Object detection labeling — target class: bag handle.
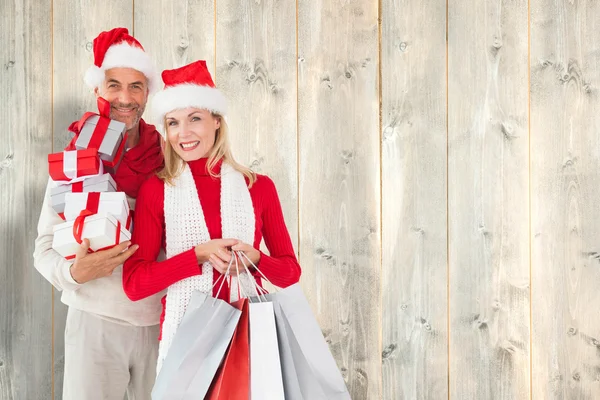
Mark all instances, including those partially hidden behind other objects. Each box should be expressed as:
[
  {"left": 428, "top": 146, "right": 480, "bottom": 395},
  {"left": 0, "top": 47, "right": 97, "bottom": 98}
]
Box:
[
  {"left": 235, "top": 251, "right": 276, "bottom": 303},
  {"left": 235, "top": 250, "right": 275, "bottom": 289},
  {"left": 211, "top": 250, "right": 273, "bottom": 303},
  {"left": 211, "top": 253, "right": 259, "bottom": 305}
]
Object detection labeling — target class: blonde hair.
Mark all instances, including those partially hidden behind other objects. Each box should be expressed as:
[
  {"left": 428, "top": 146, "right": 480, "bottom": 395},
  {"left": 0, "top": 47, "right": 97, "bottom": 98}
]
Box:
[{"left": 157, "top": 114, "right": 256, "bottom": 187}]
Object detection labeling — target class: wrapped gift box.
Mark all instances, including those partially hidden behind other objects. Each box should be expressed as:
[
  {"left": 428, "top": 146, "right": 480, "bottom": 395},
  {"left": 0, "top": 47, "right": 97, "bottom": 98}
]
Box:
[
  {"left": 48, "top": 148, "right": 101, "bottom": 182},
  {"left": 50, "top": 174, "right": 117, "bottom": 215},
  {"left": 75, "top": 115, "right": 127, "bottom": 174},
  {"left": 52, "top": 212, "right": 131, "bottom": 259},
  {"left": 64, "top": 192, "right": 130, "bottom": 226}
]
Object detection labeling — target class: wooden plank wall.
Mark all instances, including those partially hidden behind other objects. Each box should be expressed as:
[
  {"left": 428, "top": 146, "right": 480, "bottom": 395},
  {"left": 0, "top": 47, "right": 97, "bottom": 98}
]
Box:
[
  {"left": 298, "top": 0, "right": 381, "bottom": 398},
  {"left": 531, "top": 0, "right": 600, "bottom": 398},
  {"left": 2, "top": 0, "right": 600, "bottom": 399},
  {"left": 51, "top": 1, "right": 133, "bottom": 397},
  {"left": 381, "top": 0, "right": 448, "bottom": 397},
  {"left": 0, "top": 0, "right": 52, "bottom": 399},
  {"left": 448, "top": 0, "right": 531, "bottom": 398}
]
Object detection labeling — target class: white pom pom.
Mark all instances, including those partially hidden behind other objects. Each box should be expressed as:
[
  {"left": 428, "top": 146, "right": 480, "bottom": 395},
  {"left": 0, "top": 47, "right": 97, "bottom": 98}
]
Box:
[{"left": 83, "top": 65, "right": 105, "bottom": 90}]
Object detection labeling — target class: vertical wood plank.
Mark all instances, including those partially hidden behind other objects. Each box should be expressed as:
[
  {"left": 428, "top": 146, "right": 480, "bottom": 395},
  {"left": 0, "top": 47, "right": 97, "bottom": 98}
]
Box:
[
  {"left": 216, "top": 0, "right": 298, "bottom": 255},
  {"left": 298, "top": 1, "right": 380, "bottom": 398},
  {"left": 448, "top": 0, "right": 530, "bottom": 398},
  {"left": 52, "top": 2, "right": 133, "bottom": 397},
  {"left": 531, "top": 0, "right": 600, "bottom": 398},
  {"left": 381, "top": 0, "right": 448, "bottom": 397},
  {"left": 0, "top": 0, "right": 53, "bottom": 398},
  {"left": 134, "top": 0, "right": 215, "bottom": 84}
]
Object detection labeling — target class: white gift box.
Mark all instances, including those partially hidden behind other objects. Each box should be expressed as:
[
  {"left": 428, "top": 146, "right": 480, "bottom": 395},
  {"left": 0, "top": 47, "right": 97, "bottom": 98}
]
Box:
[
  {"left": 64, "top": 192, "right": 130, "bottom": 226},
  {"left": 52, "top": 212, "right": 131, "bottom": 259},
  {"left": 76, "top": 115, "right": 126, "bottom": 175},
  {"left": 50, "top": 174, "right": 117, "bottom": 215}
]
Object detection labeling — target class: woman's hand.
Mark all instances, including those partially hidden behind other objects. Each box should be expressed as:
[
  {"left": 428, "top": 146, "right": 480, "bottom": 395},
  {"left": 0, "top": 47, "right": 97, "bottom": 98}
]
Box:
[
  {"left": 194, "top": 238, "right": 239, "bottom": 270},
  {"left": 231, "top": 241, "right": 261, "bottom": 267}
]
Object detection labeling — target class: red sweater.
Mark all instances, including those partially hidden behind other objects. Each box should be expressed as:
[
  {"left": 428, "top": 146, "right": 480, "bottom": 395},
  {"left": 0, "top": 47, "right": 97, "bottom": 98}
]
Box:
[{"left": 122, "top": 158, "right": 301, "bottom": 336}]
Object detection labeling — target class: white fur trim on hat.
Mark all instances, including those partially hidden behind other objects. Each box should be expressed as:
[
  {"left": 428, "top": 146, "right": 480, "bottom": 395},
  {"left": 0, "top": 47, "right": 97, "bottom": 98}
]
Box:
[
  {"left": 152, "top": 84, "right": 228, "bottom": 137},
  {"left": 83, "top": 42, "right": 159, "bottom": 94}
]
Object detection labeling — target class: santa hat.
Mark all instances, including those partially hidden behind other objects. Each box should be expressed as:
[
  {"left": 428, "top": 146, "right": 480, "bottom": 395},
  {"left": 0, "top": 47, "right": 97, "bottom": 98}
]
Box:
[
  {"left": 152, "top": 60, "right": 227, "bottom": 137},
  {"left": 84, "top": 27, "right": 159, "bottom": 93}
]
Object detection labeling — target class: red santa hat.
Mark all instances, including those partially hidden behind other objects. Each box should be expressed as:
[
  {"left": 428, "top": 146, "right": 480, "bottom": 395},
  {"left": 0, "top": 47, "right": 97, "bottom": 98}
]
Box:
[
  {"left": 84, "top": 27, "right": 158, "bottom": 93},
  {"left": 152, "top": 60, "right": 227, "bottom": 137}
]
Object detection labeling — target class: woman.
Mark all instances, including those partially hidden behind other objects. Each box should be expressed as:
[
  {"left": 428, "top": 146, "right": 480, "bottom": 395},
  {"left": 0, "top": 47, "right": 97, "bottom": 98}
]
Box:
[{"left": 122, "top": 60, "right": 301, "bottom": 371}]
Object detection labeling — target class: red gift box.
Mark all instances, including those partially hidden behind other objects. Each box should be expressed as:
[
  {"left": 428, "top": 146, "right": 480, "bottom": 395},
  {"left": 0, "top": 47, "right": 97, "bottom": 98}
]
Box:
[{"left": 48, "top": 148, "right": 101, "bottom": 182}]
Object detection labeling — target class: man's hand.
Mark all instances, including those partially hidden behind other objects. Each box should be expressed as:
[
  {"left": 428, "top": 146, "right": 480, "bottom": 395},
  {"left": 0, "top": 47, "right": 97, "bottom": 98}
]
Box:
[{"left": 69, "top": 239, "right": 139, "bottom": 284}]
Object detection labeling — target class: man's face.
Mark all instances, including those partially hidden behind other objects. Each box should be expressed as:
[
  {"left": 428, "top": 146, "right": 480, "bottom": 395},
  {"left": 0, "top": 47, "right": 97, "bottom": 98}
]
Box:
[{"left": 95, "top": 68, "right": 148, "bottom": 130}]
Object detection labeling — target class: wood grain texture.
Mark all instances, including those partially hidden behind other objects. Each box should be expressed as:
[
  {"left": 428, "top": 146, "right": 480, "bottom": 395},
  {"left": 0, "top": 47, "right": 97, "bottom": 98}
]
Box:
[
  {"left": 531, "top": 0, "right": 600, "bottom": 398},
  {"left": 134, "top": 0, "right": 214, "bottom": 175},
  {"left": 216, "top": 0, "right": 298, "bottom": 256},
  {"left": 134, "top": 0, "right": 215, "bottom": 83},
  {"left": 448, "top": 0, "right": 530, "bottom": 398},
  {"left": 52, "top": 2, "right": 133, "bottom": 397},
  {"left": 298, "top": 0, "right": 380, "bottom": 398},
  {"left": 381, "top": 0, "right": 448, "bottom": 398},
  {"left": 0, "top": 0, "right": 53, "bottom": 398}
]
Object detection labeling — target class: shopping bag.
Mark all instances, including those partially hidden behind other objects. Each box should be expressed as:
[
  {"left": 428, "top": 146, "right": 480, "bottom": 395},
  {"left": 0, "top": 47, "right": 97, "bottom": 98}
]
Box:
[
  {"left": 271, "top": 283, "right": 351, "bottom": 399},
  {"left": 249, "top": 299, "right": 285, "bottom": 399},
  {"left": 270, "top": 299, "right": 320, "bottom": 400},
  {"left": 205, "top": 298, "right": 250, "bottom": 400},
  {"left": 237, "top": 251, "right": 350, "bottom": 399},
  {"left": 152, "top": 291, "right": 210, "bottom": 399},
  {"left": 152, "top": 294, "right": 241, "bottom": 400}
]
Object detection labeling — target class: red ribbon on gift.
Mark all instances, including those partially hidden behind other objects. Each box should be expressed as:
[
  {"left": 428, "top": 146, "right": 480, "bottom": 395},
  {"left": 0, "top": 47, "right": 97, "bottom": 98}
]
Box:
[
  {"left": 104, "top": 130, "right": 128, "bottom": 169},
  {"left": 74, "top": 97, "right": 128, "bottom": 169},
  {"left": 72, "top": 182, "right": 83, "bottom": 192},
  {"left": 126, "top": 210, "right": 134, "bottom": 231},
  {"left": 75, "top": 97, "right": 111, "bottom": 149},
  {"left": 56, "top": 182, "right": 86, "bottom": 221},
  {"left": 48, "top": 148, "right": 100, "bottom": 182},
  {"left": 67, "top": 192, "right": 122, "bottom": 260}
]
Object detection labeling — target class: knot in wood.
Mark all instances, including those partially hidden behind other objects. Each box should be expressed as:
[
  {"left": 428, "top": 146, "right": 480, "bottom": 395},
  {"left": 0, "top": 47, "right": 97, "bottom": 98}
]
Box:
[
  {"left": 492, "top": 37, "right": 502, "bottom": 49},
  {"left": 382, "top": 343, "right": 397, "bottom": 359},
  {"left": 179, "top": 38, "right": 189, "bottom": 49}
]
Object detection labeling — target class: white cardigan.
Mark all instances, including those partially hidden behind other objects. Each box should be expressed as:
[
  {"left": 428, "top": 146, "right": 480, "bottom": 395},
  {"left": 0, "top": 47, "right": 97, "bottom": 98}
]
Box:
[{"left": 33, "top": 178, "right": 164, "bottom": 326}]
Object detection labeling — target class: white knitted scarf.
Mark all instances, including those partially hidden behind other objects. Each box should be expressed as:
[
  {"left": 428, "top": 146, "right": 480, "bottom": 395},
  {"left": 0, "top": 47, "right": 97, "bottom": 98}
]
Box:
[{"left": 157, "top": 162, "right": 256, "bottom": 372}]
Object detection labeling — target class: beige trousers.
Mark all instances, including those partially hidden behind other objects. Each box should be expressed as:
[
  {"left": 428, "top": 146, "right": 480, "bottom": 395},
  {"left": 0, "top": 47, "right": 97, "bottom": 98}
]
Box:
[{"left": 62, "top": 307, "right": 160, "bottom": 400}]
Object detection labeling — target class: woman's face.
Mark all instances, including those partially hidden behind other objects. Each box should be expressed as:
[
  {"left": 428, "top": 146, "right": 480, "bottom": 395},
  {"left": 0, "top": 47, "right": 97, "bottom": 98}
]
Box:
[{"left": 165, "top": 107, "right": 220, "bottom": 162}]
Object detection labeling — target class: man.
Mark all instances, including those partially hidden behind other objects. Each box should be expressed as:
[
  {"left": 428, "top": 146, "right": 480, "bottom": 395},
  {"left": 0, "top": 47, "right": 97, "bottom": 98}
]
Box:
[{"left": 33, "top": 27, "right": 164, "bottom": 399}]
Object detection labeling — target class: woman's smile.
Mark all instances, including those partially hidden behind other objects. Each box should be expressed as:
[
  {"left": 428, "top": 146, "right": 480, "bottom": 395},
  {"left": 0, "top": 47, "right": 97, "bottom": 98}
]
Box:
[{"left": 180, "top": 141, "right": 200, "bottom": 151}]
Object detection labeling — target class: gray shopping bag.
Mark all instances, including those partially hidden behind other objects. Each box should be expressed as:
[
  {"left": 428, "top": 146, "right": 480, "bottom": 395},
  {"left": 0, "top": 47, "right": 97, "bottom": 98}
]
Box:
[
  {"left": 179, "top": 299, "right": 242, "bottom": 398},
  {"left": 270, "top": 298, "right": 325, "bottom": 400},
  {"left": 271, "top": 284, "right": 351, "bottom": 400},
  {"left": 152, "top": 294, "right": 241, "bottom": 400},
  {"left": 152, "top": 291, "right": 210, "bottom": 399},
  {"left": 237, "top": 251, "right": 349, "bottom": 399},
  {"left": 251, "top": 292, "right": 332, "bottom": 400}
]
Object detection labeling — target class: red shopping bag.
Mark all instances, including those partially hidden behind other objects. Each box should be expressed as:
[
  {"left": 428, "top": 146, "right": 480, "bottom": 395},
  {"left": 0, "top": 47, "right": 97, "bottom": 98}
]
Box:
[{"left": 206, "top": 298, "right": 250, "bottom": 399}]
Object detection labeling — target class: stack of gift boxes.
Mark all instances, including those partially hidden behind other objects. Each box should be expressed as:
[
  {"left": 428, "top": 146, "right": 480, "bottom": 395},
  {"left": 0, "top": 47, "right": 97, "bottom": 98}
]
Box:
[{"left": 48, "top": 97, "right": 133, "bottom": 260}]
